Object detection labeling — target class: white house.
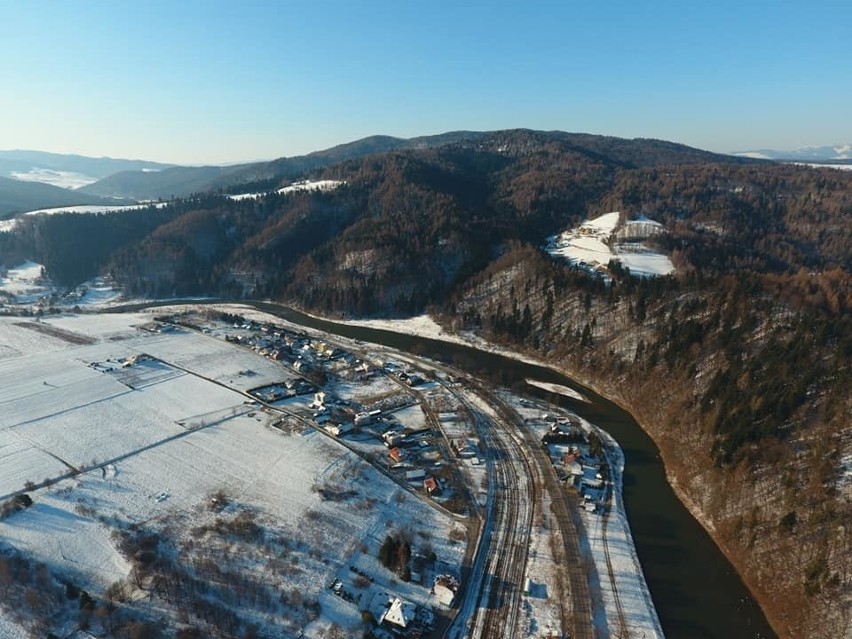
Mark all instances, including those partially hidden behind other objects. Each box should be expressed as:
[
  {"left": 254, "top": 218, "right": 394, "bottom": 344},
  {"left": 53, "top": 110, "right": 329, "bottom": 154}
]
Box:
[
  {"left": 379, "top": 596, "right": 416, "bottom": 628},
  {"left": 432, "top": 574, "right": 460, "bottom": 607}
]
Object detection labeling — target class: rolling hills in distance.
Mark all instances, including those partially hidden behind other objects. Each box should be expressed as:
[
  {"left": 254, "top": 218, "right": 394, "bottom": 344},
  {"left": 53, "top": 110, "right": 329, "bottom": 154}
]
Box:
[
  {"left": 4, "top": 135, "right": 850, "bottom": 212},
  {"left": 4, "top": 130, "right": 756, "bottom": 207}
]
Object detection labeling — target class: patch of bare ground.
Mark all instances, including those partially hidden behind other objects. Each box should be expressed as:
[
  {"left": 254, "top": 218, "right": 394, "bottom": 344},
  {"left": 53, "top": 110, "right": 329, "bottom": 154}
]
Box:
[{"left": 13, "top": 321, "right": 97, "bottom": 345}]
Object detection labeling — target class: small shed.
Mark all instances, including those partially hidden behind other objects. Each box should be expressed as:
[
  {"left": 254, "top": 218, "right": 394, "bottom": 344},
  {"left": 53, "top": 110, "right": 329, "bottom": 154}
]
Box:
[{"left": 423, "top": 477, "right": 440, "bottom": 495}]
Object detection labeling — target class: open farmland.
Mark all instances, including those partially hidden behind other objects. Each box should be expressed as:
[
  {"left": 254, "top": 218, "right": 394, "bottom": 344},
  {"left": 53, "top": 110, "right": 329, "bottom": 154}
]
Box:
[{"left": 0, "top": 312, "right": 467, "bottom": 638}]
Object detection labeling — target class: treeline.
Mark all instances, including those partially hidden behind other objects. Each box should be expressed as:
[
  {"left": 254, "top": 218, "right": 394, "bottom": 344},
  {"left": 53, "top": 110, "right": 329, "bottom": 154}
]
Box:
[{"left": 1, "top": 203, "right": 185, "bottom": 286}]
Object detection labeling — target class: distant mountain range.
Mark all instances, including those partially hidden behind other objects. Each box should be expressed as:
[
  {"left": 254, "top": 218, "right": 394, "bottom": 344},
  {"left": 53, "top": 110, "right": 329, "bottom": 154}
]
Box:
[
  {"left": 6, "top": 139, "right": 849, "bottom": 210},
  {"left": 0, "top": 150, "right": 174, "bottom": 188},
  {"left": 77, "top": 131, "right": 759, "bottom": 201},
  {"left": 4, "top": 131, "right": 757, "bottom": 205},
  {"left": 734, "top": 144, "right": 852, "bottom": 161}
]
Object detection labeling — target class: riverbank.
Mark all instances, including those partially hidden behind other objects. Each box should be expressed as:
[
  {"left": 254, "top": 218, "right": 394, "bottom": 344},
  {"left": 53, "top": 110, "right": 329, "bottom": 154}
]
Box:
[
  {"left": 330, "top": 313, "right": 667, "bottom": 638},
  {"left": 330, "top": 312, "right": 776, "bottom": 639}
]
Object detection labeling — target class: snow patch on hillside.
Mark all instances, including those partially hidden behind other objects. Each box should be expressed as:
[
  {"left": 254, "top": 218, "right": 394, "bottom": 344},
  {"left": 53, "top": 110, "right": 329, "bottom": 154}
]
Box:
[
  {"left": 734, "top": 151, "right": 771, "bottom": 159},
  {"left": 227, "top": 179, "right": 345, "bottom": 201},
  {"left": 278, "top": 179, "right": 345, "bottom": 194},
  {"left": 791, "top": 162, "right": 852, "bottom": 171},
  {"left": 21, "top": 203, "right": 160, "bottom": 216},
  {"left": 0, "top": 261, "right": 125, "bottom": 308},
  {"left": 546, "top": 211, "right": 675, "bottom": 278}
]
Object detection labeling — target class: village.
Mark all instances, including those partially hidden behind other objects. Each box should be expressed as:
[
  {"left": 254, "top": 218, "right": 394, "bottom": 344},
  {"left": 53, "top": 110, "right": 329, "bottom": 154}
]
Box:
[
  {"left": 0, "top": 304, "right": 645, "bottom": 639},
  {"left": 149, "top": 308, "right": 615, "bottom": 638}
]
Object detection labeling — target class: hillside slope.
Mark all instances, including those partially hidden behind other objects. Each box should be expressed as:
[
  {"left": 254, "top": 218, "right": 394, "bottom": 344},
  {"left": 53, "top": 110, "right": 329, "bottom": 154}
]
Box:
[
  {"left": 445, "top": 246, "right": 851, "bottom": 639},
  {"left": 77, "top": 131, "right": 484, "bottom": 200},
  {"left": 0, "top": 176, "right": 129, "bottom": 217}
]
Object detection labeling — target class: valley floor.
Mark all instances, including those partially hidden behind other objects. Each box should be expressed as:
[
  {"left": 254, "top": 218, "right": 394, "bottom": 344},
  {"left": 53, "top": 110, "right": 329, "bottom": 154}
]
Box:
[{"left": 0, "top": 306, "right": 662, "bottom": 638}]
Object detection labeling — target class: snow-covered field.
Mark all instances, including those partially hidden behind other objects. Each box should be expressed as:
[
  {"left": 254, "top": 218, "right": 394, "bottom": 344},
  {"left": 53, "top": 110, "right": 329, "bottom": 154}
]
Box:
[
  {"left": 547, "top": 211, "right": 675, "bottom": 277},
  {"left": 21, "top": 203, "right": 156, "bottom": 216},
  {"left": 0, "top": 261, "right": 52, "bottom": 304},
  {"left": 10, "top": 168, "right": 98, "bottom": 189},
  {"left": 227, "top": 179, "right": 345, "bottom": 201},
  {"left": 0, "top": 311, "right": 466, "bottom": 637},
  {"left": 0, "top": 261, "right": 126, "bottom": 308}
]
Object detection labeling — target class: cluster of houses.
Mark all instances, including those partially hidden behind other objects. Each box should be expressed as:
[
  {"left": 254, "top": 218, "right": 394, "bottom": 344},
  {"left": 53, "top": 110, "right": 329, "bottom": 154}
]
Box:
[
  {"left": 224, "top": 320, "right": 367, "bottom": 379},
  {"left": 542, "top": 422, "right": 608, "bottom": 513},
  {"left": 216, "top": 317, "right": 453, "bottom": 502},
  {"left": 383, "top": 361, "right": 427, "bottom": 388},
  {"left": 249, "top": 378, "right": 317, "bottom": 403},
  {"left": 383, "top": 427, "right": 445, "bottom": 499}
]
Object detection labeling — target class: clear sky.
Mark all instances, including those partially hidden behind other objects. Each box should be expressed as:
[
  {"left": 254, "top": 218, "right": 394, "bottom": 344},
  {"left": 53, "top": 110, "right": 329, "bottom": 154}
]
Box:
[{"left": 1, "top": 0, "right": 850, "bottom": 164}]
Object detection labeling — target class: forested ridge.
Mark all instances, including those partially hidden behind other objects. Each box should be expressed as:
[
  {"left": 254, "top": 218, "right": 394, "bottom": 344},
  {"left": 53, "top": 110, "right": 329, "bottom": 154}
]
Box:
[{"left": 1, "top": 129, "right": 849, "bottom": 637}]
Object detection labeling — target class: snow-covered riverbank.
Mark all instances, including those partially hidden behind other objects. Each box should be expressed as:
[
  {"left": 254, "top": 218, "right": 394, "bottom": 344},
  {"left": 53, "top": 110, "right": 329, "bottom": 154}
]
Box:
[{"left": 333, "top": 312, "right": 664, "bottom": 638}]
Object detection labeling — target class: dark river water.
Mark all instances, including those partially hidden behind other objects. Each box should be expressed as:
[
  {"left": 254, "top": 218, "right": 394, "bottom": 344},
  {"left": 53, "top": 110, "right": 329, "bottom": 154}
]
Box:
[{"left": 253, "top": 303, "right": 776, "bottom": 639}]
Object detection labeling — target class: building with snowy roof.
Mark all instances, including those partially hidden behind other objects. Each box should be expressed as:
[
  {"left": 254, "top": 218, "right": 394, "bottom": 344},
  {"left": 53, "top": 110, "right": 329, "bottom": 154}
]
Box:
[{"left": 379, "top": 596, "right": 417, "bottom": 628}]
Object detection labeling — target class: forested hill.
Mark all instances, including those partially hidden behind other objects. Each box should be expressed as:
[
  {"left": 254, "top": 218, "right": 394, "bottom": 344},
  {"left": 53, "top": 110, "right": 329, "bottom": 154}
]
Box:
[
  {"left": 76, "top": 130, "right": 484, "bottom": 200},
  {"left": 0, "top": 176, "right": 130, "bottom": 217},
  {"left": 1, "top": 129, "right": 850, "bottom": 637}
]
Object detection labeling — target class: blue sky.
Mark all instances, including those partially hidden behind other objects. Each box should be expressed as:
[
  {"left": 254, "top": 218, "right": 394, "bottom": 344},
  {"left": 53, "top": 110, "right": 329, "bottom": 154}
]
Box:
[{"left": 1, "top": 0, "right": 850, "bottom": 164}]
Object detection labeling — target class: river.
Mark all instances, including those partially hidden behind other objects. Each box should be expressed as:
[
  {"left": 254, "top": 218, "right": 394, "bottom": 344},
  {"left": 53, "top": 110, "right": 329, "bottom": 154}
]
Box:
[{"left": 251, "top": 303, "right": 777, "bottom": 639}]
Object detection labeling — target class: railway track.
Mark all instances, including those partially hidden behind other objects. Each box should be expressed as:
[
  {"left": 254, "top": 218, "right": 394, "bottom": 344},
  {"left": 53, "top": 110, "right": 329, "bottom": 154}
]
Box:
[
  {"left": 601, "top": 509, "right": 629, "bottom": 638},
  {"left": 484, "top": 389, "right": 596, "bottom": 639},
  {"left": 466, "top": 402, "right": 534, "bottom": 639},
  {"left": 600, "top": 447, "right": 629, "bottom": 639}
]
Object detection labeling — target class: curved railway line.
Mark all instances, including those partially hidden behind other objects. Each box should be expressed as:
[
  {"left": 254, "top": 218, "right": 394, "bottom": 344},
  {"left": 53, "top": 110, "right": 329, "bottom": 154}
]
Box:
[
  {"left": 463, "top": 401, "right": 535, "bottom": 639},
  {"left": 484, "top": 388, "right": 595, "bottom": 639}
]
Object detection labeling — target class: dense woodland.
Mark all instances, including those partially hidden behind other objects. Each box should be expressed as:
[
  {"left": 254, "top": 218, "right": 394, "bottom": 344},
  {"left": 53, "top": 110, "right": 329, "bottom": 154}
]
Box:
[{"left": 1, "top": 129, "right": 850, "bottom": 638}]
